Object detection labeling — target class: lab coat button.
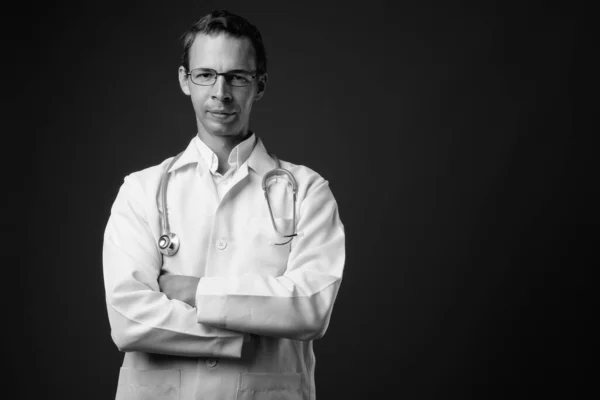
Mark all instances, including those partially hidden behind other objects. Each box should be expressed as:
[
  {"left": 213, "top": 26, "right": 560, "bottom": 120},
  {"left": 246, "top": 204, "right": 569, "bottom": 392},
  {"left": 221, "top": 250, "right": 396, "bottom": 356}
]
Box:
[
  {"left": 206, "top": 358, "right": 218, "bottom": 368},
  {"left": 216, "top": 239, "right": 227, "bottom": 250}
]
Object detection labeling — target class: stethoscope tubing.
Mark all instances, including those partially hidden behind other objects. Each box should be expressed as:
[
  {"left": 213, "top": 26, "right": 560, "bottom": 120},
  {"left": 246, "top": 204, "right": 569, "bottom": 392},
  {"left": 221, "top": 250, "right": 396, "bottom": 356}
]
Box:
[{"left": 157, "top": 151, "right": 297, "bottom": 256}]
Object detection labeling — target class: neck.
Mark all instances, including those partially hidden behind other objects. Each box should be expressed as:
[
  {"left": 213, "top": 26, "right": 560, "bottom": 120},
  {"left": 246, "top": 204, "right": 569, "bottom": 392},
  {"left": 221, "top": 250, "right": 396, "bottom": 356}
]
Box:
[{"left": 197, "top": 130, "right": 251, "bottom": 174}]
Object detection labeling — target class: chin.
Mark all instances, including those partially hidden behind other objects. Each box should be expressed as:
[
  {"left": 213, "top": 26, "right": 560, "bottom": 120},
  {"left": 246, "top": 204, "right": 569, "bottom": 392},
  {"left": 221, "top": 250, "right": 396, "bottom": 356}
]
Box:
[
  {"left": 209, "top": 126, "right": 238, "bottom": 137},
  {"left": 205, "top": 124, "right": 245, "bottom": 138}
]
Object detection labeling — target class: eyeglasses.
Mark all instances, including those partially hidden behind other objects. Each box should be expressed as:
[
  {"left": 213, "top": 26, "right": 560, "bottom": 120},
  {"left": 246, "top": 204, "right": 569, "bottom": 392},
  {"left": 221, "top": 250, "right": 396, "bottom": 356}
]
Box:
[{"left": 186, "top": 68, "right": 258, "bottom": 87}]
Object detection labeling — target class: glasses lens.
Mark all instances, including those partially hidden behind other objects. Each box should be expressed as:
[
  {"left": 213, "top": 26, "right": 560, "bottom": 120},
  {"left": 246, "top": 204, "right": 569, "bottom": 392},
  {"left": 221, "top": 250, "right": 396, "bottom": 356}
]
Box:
[
  {"left": 190, "top": 69, "right": 216, "bottom": 85},
  {"left": 227, "top": 73, "right": 253, "bottom": 87}
]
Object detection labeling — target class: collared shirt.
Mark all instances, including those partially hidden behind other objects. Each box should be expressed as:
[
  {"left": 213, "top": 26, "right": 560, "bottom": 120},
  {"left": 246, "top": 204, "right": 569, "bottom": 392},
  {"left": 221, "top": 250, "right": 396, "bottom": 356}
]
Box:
[
  {"left": 194, "top": 133, "right": 256, "bottom": 201},
  {"left": 102, "top": 135, "right": 345, "bottom": 400}
]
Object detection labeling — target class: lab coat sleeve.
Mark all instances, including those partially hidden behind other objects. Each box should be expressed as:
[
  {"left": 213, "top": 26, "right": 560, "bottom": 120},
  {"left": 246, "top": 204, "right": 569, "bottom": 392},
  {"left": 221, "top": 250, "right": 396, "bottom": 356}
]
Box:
[
  {"left": 103, "top": 174, "right": 245, "bottom": 357},
  {"left": 195, "top": 177, "right": 345, "bottom": 341}
]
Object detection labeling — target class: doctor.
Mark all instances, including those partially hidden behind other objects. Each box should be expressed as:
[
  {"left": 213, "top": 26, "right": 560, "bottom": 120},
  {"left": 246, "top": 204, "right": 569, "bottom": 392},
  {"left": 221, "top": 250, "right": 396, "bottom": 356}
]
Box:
[{"left": 102, "top": 9, "right": 345, "bottom": 400}]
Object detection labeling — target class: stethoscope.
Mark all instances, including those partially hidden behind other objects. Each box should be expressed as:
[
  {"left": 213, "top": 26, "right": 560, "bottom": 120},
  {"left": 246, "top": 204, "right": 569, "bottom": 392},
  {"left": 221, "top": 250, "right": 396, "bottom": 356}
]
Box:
[{"left": 157, "top": 152, "right": 298, "bottom": 256}]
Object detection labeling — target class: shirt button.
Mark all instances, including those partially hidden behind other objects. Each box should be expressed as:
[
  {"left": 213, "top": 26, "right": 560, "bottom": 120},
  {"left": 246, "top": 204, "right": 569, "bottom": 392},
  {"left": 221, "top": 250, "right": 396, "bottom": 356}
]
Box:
[
  {"left": 216, "top": 239, "right": 227, "bottom": 250},
  {"left": 206, "top": 358, "right": 218, "bottom": 368}
]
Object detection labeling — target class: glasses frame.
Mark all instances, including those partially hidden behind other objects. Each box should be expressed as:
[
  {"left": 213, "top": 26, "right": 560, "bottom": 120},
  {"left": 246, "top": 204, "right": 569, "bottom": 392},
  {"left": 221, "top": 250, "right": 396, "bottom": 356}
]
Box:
[{"left": 186, "top": 68, "right": 259, "bottom": 87}]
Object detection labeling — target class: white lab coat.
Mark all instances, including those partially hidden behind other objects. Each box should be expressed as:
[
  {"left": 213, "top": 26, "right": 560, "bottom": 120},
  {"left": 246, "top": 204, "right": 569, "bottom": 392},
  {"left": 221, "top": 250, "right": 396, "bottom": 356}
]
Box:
[{"left": 103, "top": 136, "right": 345, "bottom": 400}]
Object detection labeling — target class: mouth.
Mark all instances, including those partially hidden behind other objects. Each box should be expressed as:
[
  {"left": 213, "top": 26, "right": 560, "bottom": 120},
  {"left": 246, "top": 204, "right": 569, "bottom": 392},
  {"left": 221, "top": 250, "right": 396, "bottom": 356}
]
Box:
[{"left": 208, "top": 110, "right": 236, "bottom": 121}]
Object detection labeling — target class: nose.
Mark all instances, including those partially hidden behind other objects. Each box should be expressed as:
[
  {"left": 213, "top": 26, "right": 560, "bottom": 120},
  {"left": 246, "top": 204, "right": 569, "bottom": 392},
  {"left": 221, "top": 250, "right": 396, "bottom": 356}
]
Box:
[{"left": 211, "top": 75, "right": 232, "bottom": 102}]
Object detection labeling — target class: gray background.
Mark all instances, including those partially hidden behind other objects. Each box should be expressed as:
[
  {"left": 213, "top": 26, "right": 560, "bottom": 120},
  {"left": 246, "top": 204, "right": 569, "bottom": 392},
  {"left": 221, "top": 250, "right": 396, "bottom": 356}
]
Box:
[{"left": 6, "top": 0, "right": 589, "bottom": 399}]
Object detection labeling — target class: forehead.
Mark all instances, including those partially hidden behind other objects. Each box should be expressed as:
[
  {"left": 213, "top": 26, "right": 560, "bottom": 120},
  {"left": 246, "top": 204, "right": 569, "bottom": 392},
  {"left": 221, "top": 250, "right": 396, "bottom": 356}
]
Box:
[{"left": 188, "top": 33, "right": 257, "bottom": 70}]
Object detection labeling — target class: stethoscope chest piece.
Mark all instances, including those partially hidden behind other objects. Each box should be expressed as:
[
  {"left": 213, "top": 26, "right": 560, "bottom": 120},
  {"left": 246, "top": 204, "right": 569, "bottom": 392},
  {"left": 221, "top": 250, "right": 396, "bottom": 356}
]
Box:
[{"left": 158, "top": 232, "right": 180, "bottom": 256}]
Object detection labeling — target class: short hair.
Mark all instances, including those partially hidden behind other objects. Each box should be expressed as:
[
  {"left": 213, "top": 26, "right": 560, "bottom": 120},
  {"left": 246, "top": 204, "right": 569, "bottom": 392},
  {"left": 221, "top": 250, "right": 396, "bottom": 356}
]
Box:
[{"left": 180, "top": 10, "right": 267, "bottom": 76}]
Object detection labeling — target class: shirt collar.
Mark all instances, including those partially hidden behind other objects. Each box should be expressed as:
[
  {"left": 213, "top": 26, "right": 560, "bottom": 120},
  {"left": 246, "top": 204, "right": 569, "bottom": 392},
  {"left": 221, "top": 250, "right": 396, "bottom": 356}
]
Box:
[
  {"left": 194, "top": 133, "right": 256, "bottom": 175},
  {"left": 247, "top": 137, "right": 278, "bottom": 177},
  {"left": 167, "top": 133, "right": 276, "bottom": 177}
]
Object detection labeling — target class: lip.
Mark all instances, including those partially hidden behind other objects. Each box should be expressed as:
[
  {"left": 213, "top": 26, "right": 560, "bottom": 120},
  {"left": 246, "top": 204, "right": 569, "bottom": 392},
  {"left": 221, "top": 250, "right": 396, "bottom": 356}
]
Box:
[
  {"left": 208, "top": 110, "right": 236, "bottom": 122},
  {"left": 208, "top": 110, "right": 235, "bottom": 115}
]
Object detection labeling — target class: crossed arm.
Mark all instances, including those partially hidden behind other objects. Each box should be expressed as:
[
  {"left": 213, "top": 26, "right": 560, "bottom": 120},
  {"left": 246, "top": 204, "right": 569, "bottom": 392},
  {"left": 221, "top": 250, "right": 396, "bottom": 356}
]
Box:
[
  {"left": 158, "top": 274, "right": 199, "bottom": 307},
  {"left": 103, "top": 174, "right": 344, "bottom": 358}
]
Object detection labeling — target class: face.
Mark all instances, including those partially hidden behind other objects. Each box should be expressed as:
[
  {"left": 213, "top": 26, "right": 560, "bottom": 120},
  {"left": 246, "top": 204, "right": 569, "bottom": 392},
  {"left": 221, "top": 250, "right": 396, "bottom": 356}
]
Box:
[{"left": 178, "top": 33, "right": 266, "bottom": 142}]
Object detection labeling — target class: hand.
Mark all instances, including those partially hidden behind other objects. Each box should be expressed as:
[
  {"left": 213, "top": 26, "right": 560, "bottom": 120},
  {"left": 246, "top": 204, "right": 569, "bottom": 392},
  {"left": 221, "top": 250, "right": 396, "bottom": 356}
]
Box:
[{"left": 158, "top": 274, "right": 200, "bottom": 307}]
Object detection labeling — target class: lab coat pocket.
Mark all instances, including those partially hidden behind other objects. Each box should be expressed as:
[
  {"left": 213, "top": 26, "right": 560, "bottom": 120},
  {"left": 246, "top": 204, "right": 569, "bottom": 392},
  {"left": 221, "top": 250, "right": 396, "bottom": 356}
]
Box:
[
  {"left": 239, "top": 217, "right": 296, "bottom": 276},
  {"left": 263, "top": 217, "right": 295, "bottom": 246},
  {"left": 236, "top": 372, "right": 303, "bottom": 400},
  {"left": 116, "top": 367, "right": 181, "bottom": 400}
]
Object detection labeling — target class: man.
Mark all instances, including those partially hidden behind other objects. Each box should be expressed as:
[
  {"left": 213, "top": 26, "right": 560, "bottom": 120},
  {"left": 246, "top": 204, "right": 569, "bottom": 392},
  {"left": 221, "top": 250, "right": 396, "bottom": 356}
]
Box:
[{"left": 103, "top": 9, "right": 345, "bottom": 400}]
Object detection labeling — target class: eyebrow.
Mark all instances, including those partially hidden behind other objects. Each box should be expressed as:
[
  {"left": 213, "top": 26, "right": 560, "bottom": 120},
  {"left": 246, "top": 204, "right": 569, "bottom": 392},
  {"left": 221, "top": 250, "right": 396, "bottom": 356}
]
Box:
[{"left": 193, "top": 67, "right": 255, "bottom": 73}]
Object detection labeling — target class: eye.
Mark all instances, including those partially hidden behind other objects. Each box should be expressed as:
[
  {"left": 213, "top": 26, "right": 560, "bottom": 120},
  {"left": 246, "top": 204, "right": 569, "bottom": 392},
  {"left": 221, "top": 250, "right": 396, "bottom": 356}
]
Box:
[
  {"left": 230, "top": 74, "right": 250, "bottom": 84},
  {"left": 196, "top": 73, "right": 214, "bottom": 79}
]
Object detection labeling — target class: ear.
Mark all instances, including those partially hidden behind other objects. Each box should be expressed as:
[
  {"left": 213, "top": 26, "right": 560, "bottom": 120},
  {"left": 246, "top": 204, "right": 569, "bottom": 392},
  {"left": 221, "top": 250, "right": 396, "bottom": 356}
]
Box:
[
  {"left": 254, "top": 73, "right": 268, "bottom": 101},
  {"left": 178, "top": 66, "right": 191, "bottom": 96}
]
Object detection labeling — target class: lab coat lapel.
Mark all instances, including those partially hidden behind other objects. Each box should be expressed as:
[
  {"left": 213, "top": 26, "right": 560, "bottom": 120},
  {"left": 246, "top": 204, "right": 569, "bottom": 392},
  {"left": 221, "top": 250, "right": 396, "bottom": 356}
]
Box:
[
  {"left": 218, "top": 163, "right": 249, "bottom": 206},
  {"left": 229, "top": 163, "right": 249, "bottom": 191},
  {"left": 220, "top": 137, "right": 273, "bottom": 203},
  {"left": 190, "top": 147, "right": 220, "bottom": 211},
  {"left": 199, "top": 166, "right": 220, "bottom": 210}
]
